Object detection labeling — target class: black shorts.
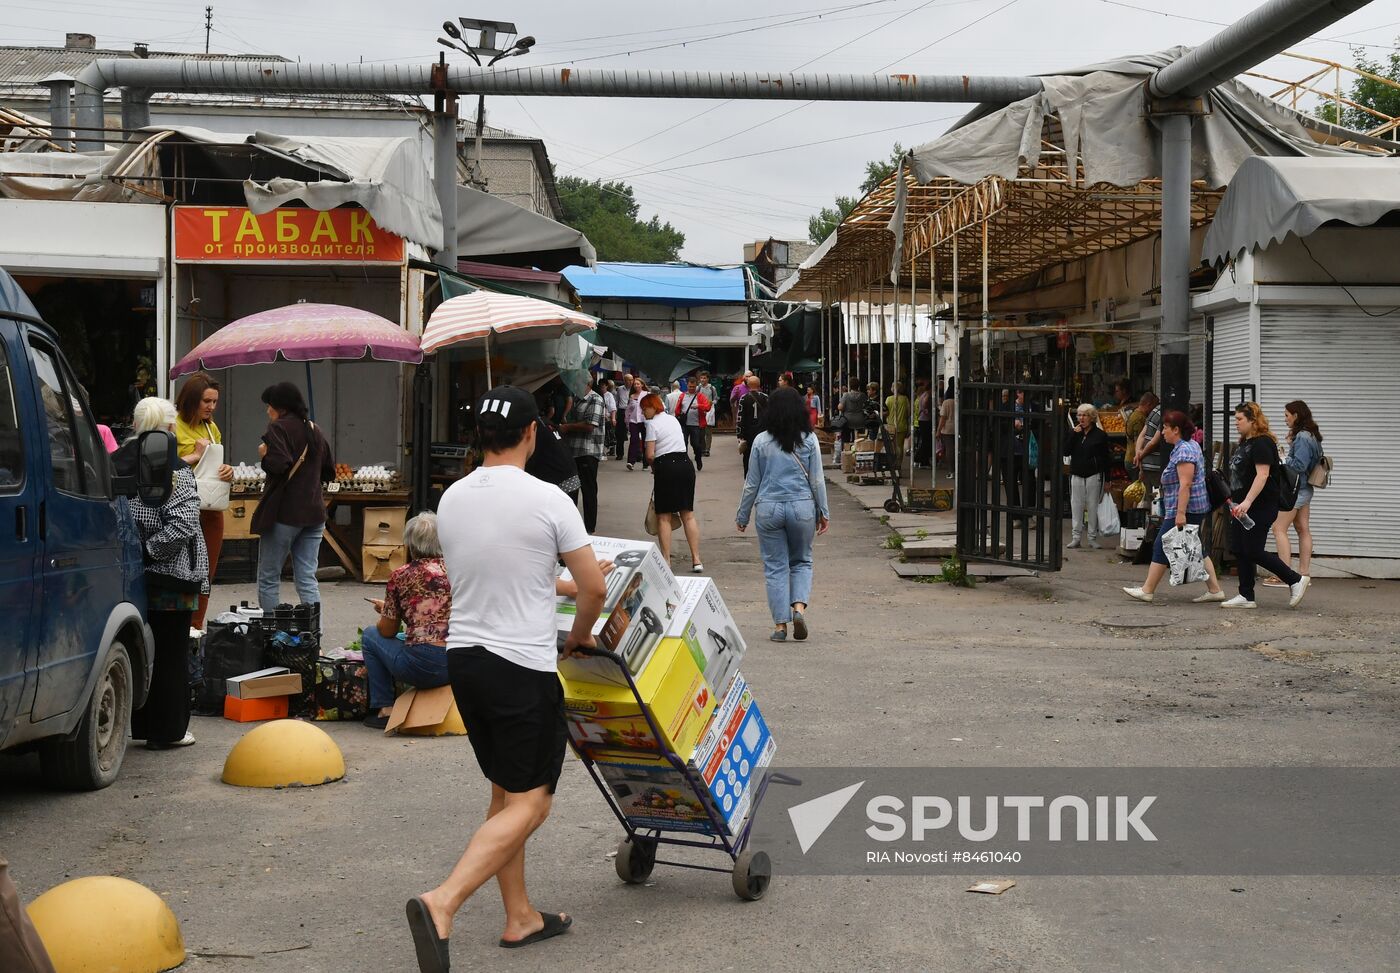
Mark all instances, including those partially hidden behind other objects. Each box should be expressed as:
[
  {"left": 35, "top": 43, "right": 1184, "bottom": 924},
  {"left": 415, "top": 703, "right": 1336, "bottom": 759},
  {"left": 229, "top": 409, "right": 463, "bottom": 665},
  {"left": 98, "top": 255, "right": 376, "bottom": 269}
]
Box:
[{"left": 447, "top": 646, "right": 567, "bottom": 794}]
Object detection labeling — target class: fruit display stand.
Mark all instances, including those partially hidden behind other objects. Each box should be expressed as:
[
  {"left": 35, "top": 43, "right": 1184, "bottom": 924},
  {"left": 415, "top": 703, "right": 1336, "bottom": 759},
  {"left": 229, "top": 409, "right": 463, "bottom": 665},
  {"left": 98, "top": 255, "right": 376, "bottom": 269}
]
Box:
[{"left": 568, "top": 645, "right": 794, "bottom": 901}]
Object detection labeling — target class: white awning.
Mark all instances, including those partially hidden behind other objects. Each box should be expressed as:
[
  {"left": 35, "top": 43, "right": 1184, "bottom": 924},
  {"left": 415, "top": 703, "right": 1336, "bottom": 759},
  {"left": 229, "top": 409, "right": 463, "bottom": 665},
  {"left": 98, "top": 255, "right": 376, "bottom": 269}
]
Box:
[{"left": 1203, "top": 156, "right": 1400, "bottom": 266}]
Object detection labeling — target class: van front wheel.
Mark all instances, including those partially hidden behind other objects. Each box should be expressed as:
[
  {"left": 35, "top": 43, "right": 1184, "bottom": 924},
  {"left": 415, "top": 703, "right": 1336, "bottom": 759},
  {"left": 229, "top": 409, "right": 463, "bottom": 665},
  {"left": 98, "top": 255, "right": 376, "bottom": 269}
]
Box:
[{"left": 40, "top": 641, "right": 133, "bottom": 791}]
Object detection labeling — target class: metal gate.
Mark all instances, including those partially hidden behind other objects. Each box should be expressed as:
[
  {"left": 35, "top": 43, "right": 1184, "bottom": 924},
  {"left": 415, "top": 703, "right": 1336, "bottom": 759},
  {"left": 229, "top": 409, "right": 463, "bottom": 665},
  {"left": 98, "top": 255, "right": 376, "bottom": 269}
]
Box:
[{"left": 956, "top": 382, "right": 1066, "bottom": 571}]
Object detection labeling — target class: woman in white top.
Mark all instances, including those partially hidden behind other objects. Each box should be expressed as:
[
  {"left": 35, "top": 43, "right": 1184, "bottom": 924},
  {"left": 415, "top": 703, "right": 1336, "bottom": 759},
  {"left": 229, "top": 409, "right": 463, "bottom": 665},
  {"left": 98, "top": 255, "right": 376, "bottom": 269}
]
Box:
[{"left": 642, "top": 392, "right": 703, "bottom": 572}]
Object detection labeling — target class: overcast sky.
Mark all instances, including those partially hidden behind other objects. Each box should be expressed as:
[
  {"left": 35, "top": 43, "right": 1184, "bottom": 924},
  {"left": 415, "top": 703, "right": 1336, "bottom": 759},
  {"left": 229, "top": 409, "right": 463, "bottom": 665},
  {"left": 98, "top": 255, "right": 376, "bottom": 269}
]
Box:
[{"left": 6, "top": 0, "right": 1396, "bottom": 263}]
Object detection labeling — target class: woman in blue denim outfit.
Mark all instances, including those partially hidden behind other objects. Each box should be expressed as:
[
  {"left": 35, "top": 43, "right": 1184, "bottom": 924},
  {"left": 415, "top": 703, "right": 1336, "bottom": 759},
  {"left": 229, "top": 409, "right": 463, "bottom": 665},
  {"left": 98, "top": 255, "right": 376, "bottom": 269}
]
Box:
[
  {"left": 735, "top": 387, "right": 830, "bottom": 642},
  {"left": 1265, "top": 399, "right": 1323, "bottom": 589}
]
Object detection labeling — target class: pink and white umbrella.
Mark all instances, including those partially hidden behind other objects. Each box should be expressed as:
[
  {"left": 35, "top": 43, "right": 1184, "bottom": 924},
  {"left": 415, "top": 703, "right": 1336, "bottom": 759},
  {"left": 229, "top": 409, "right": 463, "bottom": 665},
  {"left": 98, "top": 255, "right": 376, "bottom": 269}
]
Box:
[
  {"left": 169, "top": 302, "right": 422, "bottom": 379},
  {"left": 421, "top": 290, "right": 597, "bottom": 385}
]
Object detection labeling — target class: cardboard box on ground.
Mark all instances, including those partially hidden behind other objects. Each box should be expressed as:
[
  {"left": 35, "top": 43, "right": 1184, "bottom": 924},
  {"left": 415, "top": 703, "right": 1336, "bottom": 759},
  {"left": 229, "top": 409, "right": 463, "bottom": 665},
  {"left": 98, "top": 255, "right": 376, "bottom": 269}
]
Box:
[
  {"left": 596, "top": 673, "right": 776, "bottom": 836},
  {"left": 386, "top": 685, "right": 466, "bottom": 736},
  {"left": 225, "top": 667, "right": 302, "bottom": 700}
]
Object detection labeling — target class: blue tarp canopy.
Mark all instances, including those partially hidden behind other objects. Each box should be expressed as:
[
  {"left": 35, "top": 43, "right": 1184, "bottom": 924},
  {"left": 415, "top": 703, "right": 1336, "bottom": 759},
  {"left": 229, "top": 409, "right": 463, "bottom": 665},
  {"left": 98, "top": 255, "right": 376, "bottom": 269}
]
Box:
[{"left": 562, "top": 262, "right": 749, "bottom": 308}]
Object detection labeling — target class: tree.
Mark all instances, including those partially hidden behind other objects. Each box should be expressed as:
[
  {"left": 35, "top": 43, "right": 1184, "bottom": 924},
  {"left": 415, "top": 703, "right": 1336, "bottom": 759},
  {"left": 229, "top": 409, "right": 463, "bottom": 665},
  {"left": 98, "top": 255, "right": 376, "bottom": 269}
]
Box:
[
  {"left": 557, "top": 176, "right": 685, "bottom": 262},
  {"left": 807, "top": 143, "right": 908, "bottom": 243},
  {"left": 1315, "top": 42, "right": 1400, "bottom": 132}
]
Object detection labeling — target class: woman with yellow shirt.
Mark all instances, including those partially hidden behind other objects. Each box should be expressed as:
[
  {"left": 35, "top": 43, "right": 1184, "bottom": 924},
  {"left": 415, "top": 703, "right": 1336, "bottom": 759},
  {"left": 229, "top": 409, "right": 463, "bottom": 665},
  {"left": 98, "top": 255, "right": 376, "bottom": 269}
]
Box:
[{"left": 175, "top": 372, "right": 234, "bottom": 632}]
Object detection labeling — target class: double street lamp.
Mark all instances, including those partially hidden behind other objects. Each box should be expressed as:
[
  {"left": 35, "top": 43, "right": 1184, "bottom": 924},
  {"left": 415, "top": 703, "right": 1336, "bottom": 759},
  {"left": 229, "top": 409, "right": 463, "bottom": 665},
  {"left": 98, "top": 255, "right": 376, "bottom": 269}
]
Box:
[{"left": 436, "top": 17, "right": 536, "bottom": 190}]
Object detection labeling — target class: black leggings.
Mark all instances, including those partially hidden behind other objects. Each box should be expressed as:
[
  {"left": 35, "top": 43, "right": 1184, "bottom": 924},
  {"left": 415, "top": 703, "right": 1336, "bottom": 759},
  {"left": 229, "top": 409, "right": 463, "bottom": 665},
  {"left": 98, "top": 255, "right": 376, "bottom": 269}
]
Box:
[
  {"left": 1229, "top": 502, "right": 1301, "bottom": 600},
  {"left": 132, "top": 609, "right": 192, "bottom": 744}
]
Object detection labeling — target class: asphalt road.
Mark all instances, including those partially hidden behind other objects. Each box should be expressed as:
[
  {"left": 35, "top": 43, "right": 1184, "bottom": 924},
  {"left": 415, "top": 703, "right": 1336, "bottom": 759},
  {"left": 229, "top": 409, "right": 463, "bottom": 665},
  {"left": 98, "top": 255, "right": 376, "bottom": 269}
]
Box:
[{"left": 4, "top": 434, "right": 1397, "bottom": 972}]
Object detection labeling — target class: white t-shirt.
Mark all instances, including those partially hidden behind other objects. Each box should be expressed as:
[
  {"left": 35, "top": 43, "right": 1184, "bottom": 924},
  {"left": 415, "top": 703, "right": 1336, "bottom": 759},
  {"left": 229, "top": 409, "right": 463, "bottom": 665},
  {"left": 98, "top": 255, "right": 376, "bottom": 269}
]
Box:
[
  {"left": 603, "top": 390, "right": 616, "bottom": 414},
  {"left": 437, "top": 464, "right": 590, "bottom": 672},
  {"left": 645, "top": 411, "right": 687, "bottom": 457}
]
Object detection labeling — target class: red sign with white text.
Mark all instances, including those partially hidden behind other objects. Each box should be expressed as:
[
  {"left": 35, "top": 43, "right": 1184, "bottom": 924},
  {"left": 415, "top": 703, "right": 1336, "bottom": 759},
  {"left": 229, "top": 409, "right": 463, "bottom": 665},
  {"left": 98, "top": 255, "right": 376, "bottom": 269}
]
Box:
[{"left": 173, "top": 206, "right": 404, "bottom": 263}]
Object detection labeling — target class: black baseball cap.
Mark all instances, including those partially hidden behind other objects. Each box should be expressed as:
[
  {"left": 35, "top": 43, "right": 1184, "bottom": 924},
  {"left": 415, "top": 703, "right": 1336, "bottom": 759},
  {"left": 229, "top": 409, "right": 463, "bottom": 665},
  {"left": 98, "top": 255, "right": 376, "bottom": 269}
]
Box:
[{"left": 475, "top": 386, "right": 539, "bottom": 432}]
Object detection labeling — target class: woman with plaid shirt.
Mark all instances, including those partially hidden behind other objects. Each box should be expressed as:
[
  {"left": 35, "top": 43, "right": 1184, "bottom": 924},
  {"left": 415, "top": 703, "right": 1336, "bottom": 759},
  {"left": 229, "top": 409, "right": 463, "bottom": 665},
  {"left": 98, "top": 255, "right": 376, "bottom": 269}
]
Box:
[{"left": 1123, "top": 409, "right": 1226, "bottom": 604}]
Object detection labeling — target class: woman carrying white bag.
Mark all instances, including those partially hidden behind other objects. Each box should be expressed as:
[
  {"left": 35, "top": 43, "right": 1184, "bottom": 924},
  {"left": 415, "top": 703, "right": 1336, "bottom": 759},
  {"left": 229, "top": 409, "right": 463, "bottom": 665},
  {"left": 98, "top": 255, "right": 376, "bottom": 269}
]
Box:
[
  {"left": 175, "top": 372, "right": 234, "bottom": 632},
  {"left": 1122, "top": 409, "right": 1227, "bottom": 604}
]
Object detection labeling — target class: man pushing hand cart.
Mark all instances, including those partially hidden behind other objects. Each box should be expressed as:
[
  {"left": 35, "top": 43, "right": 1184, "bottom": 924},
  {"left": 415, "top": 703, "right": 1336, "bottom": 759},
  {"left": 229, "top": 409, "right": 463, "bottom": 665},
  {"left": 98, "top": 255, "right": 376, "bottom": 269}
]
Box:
[{"left": 406, "top": 386, "right": 607, "bottom": 973}]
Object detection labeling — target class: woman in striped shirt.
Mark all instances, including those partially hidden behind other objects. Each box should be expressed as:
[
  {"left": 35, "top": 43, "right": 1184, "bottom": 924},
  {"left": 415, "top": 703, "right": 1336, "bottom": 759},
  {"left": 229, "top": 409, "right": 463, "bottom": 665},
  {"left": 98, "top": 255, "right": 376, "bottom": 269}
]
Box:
[{"left": 1123, "top": 409, "right": 1226, "bottom": 604}]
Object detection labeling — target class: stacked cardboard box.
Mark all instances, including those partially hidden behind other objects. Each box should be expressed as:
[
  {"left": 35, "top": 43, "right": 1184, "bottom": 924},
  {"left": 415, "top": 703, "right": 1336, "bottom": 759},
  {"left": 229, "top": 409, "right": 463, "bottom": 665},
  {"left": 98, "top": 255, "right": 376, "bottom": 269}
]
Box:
[
  {"left": 557, "top": 538, "right": 775, "bottom": 837},
  {"left": 362, "top": 505, "right": 408, "bottom": 583},
  {"left": 223, "top": 666, "right": 302, "bottom": 722}
]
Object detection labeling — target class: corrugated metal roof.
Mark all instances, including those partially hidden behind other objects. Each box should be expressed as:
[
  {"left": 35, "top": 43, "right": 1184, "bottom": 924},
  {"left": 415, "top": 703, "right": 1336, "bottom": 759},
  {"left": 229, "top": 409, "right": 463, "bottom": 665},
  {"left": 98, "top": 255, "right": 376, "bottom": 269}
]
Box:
[{"left": 562, "top": 263, "right": 750, "bottom": 307}]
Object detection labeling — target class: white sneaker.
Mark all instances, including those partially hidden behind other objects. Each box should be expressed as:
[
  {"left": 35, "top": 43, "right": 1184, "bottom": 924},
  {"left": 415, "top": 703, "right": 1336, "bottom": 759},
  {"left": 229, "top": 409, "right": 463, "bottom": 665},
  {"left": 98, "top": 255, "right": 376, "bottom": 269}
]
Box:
[
  {"left": 1288, "top": 576, "right": 1311, "bottom": 608},
  {"left": 1221, "top": 595, "right": 1257, "bottom": 609},
  {"left": 1122, "top": 586, "right": 1153, "bottom": 603},
  {"left": 1086, "top": 537, "right": 1100, "bottom": 549},
  {"left": 1066, "top": 536, "right": 1082, "bottom": 549},
  {"left": 1192, "top": 589, "right": 1227, "bottom": 603}
]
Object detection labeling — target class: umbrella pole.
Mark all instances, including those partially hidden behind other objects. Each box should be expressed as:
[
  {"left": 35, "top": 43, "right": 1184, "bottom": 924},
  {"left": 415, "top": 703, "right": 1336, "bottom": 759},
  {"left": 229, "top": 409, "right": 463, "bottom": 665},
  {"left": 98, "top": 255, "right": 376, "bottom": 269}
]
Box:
[
  {"left": 485, "top": 330, "right": 493, "bottom": 387},
  {"left": 305, "top": 360, "right": 317, "bottom": 422}
]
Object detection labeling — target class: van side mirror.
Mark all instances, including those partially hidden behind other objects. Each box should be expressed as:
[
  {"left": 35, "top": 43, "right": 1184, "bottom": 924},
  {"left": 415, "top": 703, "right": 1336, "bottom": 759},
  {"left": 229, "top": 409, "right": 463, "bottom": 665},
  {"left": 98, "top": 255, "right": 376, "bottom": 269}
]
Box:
[
  {"left": 136, "top": 430, "right": 174, "bottom": 505},
  {"left": 111, "top": 430, "right": 174, "bottom": 502}
]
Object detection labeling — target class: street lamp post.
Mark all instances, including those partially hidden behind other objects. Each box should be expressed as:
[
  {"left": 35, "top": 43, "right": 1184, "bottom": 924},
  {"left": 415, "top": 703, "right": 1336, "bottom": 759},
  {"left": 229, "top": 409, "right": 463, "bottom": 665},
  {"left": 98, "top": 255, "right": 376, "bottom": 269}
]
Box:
[{"left": 438, "top": 18, "right": 536, "bottom": 190}]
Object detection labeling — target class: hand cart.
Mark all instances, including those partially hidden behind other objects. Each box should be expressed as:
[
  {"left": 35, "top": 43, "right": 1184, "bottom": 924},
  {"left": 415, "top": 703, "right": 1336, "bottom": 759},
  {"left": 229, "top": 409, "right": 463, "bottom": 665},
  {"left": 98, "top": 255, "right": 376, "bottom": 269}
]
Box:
[{"left": 570, "top": 645, "right": 797, "bottom": 901}]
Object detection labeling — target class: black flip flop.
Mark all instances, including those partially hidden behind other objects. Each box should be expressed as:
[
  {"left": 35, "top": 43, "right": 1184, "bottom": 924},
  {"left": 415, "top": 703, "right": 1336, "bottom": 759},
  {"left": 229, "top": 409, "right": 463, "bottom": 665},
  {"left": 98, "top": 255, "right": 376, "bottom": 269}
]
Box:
[
  {"left": 406, "top": 896, "right": 450, "bottom": 973},
  {"left": 499, "top": 911, "right": 572, "bottom": 949}
]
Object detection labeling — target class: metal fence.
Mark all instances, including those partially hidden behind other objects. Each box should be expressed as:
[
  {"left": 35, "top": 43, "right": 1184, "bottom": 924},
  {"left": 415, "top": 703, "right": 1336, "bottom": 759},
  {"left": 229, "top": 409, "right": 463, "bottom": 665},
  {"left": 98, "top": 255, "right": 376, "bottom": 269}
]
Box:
[{"left": 956, "top": 381, "right": 1066, "bottom": 572}]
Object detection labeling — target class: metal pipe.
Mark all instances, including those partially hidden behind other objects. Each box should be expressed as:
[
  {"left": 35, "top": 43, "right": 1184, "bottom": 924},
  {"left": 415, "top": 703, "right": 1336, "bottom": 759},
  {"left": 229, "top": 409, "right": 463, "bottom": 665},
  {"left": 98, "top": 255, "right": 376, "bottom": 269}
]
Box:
[
  {"left": 73, "top": 58, "right": 1041, "bottom": 150},
  {"left": 1150, "top": 0, "right": 1375, "bottom": 97},
  {"left": 981, "top": 219, "right": 990, "bottom": 376},
  {"left": 76, "top": 58, "right": 1043, "bottom": 101},
  {"left": 44, "top": 80, "right": 73, "bottom": 147},
  {"left": 433, "top": 109, "right": 459, "bottom": 267},
  {"left": 121, "top": 88, "right": 151, "bottom": 133},
  {"left": 1158, "top": 112, "right": 1193, "bottom": 411}
]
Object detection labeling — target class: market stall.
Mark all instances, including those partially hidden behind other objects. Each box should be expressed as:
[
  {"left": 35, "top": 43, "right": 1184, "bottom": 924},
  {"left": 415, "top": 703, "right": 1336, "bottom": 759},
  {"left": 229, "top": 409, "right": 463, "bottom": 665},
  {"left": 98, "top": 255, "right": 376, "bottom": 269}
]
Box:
[{"left": 172, "top": 301, "right": 423, "bottom": 582}]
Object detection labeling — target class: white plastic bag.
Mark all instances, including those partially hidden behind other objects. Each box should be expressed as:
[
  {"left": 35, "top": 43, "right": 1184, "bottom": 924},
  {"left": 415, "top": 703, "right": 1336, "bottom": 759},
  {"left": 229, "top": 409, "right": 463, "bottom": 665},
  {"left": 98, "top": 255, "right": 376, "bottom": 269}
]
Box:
[
  {"left": 1161, "top": 524, "right": 1209, "bottom": 586},
  {"left": 1096, "top": 492, "right": 1121, "bottom": 536}
]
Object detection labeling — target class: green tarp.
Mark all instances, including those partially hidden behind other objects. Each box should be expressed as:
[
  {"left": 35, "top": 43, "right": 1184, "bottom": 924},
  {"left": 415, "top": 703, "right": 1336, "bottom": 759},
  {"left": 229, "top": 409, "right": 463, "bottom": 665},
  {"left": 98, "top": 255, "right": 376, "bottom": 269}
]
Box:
[{"left": 585, "top": 322, "right": 709, "bottom": 384}]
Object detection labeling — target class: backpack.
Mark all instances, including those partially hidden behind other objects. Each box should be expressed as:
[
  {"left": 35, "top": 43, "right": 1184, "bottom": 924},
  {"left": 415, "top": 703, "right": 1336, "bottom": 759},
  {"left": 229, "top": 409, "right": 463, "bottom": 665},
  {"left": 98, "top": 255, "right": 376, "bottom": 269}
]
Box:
[
  {"left": 1205, "top": 469, "right": 1230, "bottom": 511},
  {"left": 1274, "top": 462, "right": 1301, "bottom": 511}
]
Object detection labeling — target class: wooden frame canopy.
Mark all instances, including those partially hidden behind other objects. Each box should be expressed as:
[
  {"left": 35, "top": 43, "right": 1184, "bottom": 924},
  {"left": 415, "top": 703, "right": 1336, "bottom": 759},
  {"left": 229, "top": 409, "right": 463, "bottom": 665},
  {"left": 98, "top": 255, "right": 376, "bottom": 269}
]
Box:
[{"left": 794, "top": 123, "right": 1224, "bottom": 303}]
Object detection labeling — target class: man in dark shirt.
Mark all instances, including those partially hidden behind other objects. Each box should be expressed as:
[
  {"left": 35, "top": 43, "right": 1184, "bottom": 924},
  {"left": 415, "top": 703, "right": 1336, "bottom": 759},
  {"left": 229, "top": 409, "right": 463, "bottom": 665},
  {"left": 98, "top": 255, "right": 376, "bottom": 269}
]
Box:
[
  {"left": 523, "top": 418, "right": 580, "bottom": 504},
  {"left": 737, "top": 375, "right": 768, "bottom": 477}
]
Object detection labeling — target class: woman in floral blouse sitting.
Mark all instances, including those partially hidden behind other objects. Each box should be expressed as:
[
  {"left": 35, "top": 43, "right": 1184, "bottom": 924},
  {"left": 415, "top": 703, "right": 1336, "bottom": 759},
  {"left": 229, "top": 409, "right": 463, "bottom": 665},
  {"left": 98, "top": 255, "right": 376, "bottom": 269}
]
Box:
[{"left": 362, "top": 513, "right": 452, "bottom": 729}]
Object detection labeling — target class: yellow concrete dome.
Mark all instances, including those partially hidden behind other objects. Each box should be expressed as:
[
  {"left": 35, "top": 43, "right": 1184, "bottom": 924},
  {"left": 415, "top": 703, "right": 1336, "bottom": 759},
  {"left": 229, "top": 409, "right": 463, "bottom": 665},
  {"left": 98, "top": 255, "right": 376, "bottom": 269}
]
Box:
[
  {"left": 27, "top": 875, "right": 185, "bottom": 973},
  {"left": 221, "top": 719, "right": 345, "bottom": 788}
]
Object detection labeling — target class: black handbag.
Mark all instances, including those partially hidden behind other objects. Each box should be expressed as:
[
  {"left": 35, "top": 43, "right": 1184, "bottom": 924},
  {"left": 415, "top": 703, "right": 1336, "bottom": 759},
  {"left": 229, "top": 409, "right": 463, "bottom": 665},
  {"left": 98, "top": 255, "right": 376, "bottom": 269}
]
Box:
[{"left": 195, "top": 617, "right": 265, "bottom": 713}]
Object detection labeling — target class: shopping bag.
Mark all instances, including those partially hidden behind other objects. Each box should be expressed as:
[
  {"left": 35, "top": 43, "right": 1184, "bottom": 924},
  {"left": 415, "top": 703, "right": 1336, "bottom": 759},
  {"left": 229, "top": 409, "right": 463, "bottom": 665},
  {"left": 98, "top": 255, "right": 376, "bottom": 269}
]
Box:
[
  {"left": 644, "top": 497, "right": 659, "bottom": 536},
  {"left": 313, "top": 658, "right": 369, "bottom": 721},
  {"left": 192, "top": 442, "right": 230, "bottom": 511},
  {"left": 196, "top": 618, "right": 263, "bottom": 714},
  {"left": 1097, "top": 492, "right": 1121, "bottom": 536},
  {"left": 1161, "top": 524, "right": 1209, "bottom": 586}
]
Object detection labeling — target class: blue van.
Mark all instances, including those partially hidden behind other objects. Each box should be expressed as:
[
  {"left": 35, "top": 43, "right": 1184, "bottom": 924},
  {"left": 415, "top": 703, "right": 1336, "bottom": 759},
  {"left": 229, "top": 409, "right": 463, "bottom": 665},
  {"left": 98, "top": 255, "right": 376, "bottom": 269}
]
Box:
[{"left": 0, "top": 268, "right": 163, "bottom": 789}]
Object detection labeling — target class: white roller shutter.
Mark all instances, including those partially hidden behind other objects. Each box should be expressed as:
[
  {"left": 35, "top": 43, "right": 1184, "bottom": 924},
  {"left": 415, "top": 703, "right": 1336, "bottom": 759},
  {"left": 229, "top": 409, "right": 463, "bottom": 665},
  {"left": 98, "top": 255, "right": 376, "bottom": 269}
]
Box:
[
  {"left": 1209, "top": 305, "right": 1256, "bottom": 406},
  {"left": 1259, "top": 305, "right": 1400, "bottom": 558}
]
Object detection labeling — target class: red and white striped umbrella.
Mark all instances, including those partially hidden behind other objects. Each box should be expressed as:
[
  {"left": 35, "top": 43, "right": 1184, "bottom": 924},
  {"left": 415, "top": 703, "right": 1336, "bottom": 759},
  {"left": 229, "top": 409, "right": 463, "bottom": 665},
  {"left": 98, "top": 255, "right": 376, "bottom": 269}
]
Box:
[{"left": 421, "top": 290, "right": 598, "bottom": 355}]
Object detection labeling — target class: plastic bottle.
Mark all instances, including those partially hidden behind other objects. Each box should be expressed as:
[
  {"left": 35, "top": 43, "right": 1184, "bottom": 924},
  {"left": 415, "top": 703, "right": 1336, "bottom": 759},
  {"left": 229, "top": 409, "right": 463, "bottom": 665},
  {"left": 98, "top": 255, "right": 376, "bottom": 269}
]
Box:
[{"left": 1230, "top": 502, "right": 1255, "bottom": 530}]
